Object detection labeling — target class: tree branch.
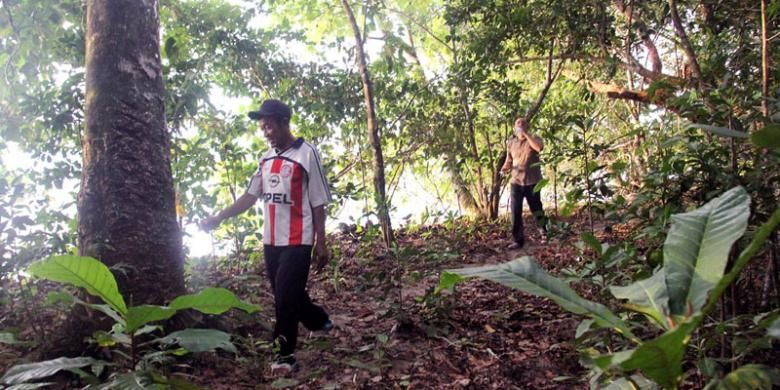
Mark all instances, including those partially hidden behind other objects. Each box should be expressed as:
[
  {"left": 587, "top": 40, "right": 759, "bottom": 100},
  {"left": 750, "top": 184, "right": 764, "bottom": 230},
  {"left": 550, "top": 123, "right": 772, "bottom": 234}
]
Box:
[
  {"left": 524, "top": 40, "right": 564, "bottom": 122},
  {"left": 613, "top": 0, "right": 663, "bottom": 74},
  {"left": 385, "top": 7, "right": 453, "bottom": 52},
  {"left": 668, "top": 0, "right": 704, "bottom": 86}
]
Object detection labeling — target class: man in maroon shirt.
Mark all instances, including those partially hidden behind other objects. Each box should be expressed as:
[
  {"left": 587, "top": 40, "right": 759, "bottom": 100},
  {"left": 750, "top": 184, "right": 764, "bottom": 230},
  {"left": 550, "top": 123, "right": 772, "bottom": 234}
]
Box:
[{"left": 500, "top": 117, "right": 547, "bottom": 249}]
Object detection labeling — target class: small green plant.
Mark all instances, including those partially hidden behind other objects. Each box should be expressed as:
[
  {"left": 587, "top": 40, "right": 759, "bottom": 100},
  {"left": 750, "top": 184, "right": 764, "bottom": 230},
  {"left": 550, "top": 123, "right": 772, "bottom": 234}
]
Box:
[
  {"left": 1, "top": 255, "right": 260, "bottom": 388},
  {"left": 438, "top": 187, "right": 780, "bottom": 389}
]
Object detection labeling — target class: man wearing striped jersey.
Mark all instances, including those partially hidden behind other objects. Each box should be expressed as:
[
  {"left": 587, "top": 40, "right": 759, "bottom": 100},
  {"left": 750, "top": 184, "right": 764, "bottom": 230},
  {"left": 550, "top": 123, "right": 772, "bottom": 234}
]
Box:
[{"left": 200, "top": 99, "right": 333, "bottom": 374}]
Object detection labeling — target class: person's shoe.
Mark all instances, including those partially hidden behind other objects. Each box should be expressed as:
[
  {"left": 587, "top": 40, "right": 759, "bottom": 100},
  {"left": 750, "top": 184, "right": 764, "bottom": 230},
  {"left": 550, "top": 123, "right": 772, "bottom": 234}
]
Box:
[
  {"left": 270, "top": 355, "right": 297, "bottom": 375},
  {"left": 321, "top": 319, "right": 334, "bottom": 332},
  {"left": 507, "top": 242, "right": 524, "bottom": 250}
]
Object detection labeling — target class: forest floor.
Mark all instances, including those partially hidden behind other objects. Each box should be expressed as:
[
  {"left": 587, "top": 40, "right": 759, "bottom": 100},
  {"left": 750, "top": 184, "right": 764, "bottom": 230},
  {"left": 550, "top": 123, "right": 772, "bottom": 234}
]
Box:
[
  {"left": 5, "top": 212, "right": 774, "bottom": 389},
  {"left": 186, "top": 214, "right": 598, "bottom": 389}
]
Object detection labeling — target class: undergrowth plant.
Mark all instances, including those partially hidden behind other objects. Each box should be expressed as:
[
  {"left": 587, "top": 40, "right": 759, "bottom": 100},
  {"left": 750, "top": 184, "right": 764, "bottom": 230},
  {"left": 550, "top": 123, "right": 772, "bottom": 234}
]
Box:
[
  {"left": 438, "top": 186, "right": 780, "bottom": 389},
  {"left": 1, "top": 255, "right": 260, "bottom": 389}
]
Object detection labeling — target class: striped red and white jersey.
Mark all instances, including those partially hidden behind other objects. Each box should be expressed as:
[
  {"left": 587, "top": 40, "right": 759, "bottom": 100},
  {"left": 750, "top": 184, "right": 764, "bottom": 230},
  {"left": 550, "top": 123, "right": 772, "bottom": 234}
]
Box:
[{"left": 246, "top": 138, "right": 331, "bottom": 246}]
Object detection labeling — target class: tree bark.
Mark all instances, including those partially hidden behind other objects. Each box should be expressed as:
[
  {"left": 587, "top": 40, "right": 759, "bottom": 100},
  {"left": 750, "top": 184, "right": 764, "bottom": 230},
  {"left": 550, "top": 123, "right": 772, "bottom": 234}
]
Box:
[
  {"left": 80, "top": 0, "right": 185, "bottom": 303},
  {"left": 341, "top": 0, "right": 394, "bottom": 247}
]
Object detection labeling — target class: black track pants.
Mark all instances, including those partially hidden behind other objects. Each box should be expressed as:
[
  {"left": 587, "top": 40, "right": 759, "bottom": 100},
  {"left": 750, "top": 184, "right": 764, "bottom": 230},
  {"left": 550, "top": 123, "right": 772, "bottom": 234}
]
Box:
[
  {"left": 510, "top": 183, "right": 546, "bottom": 246},
  {"left": 264, "top": 245, "right": 329, "bottom": 356}
]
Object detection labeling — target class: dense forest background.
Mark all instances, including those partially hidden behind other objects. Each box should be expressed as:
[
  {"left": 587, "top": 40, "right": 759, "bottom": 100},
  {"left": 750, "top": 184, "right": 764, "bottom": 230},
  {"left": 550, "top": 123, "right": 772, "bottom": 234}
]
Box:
[{"left": 1, "top": 0, "right": 779, "bottom": 388}]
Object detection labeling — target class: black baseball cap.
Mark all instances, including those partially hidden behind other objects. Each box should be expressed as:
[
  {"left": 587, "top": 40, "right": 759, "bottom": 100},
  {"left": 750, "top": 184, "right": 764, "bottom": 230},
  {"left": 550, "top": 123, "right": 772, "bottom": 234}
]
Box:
[{"left": 248, "top": 99, "right": 291, "bottom": 120}]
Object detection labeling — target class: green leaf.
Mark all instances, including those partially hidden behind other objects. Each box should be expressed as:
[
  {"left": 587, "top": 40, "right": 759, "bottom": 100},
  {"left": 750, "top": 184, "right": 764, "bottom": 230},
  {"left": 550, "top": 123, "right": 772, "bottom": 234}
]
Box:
[
  {"left": 664, "top": 187, "right": 749, "bottom": 316},
  {"left": 704, "top": 364, "right": 780, "bottom": 390},
  {"left": 1, "top": 357, "right": 104, "bottom": 385},
  {"left": 575, "top": 319, "right": 594, "bottom": 339},
  {"left": 271, "top": 378, "right": 300, "bottom": 388},
  {"left": 533, "top": 178, "right": 549, "bottom": 192},
  {"left": 97, "top": 372, "right": 154, "bottom": 389},
  {"left": 169, "top": 287, "right": 260, "bottom": 315},
  {"left": 125, "top": 305, "right": 178, "bottom": 334},
  {"left": 27, "top": 255, "right": 127, "bottom": 315},
  {"left": 0, "top": 332, "right": 33, "bottom": 346},
  {"left": 602, "top": 375, "right": 656, "bottom": 390},
  {"left": 158, "top": 329, "right": 236, "bottom": 354},
  {"left": 768, "top": 318, "right": 780, "bottom": 339},
  {"left": 689, "top": 124, "right": 748, "bottom": 139},
  {"left": 435, "top": 271, "right": 464, "bottom": 294},
  {"left": 344, "top": 359, "right": 381, "bottom": 374},
  {"left": 448, "top": 257, "right": 636, "bottom": 341},
  {"left": 596, "top": 321, "right": 697, "bottom": 389},
  {"left": 751, "top": 124, "right": 780, "bottom": 149},
  {"left": 5, "top": 383, "right": 56, "bottom": 390},
  {"left": 580, "top": 232, "right": 602, "bottom": 255},
  {"left": 610, "top": 270, "right": 670, "bottom": 329}
]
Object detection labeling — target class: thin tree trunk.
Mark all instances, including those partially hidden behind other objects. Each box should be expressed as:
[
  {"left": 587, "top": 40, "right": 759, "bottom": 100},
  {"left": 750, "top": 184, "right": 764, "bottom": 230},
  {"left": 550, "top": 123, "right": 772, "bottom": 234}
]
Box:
[
  {"left": 341, "top": 0, "right": 394, "bottom": 247},
  {"left": 445, "top": 155, "right": 480, "bottom": 215},
  {"left": 761, "top": 0, "right": 770, "bottom": 120}
]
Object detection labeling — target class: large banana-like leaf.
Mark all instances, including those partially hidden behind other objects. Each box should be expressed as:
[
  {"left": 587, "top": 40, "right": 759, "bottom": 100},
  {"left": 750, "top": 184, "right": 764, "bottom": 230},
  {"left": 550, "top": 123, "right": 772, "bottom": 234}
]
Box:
[
  {"left": 1, "top": 357, "right": 103, "bottom": 385},
  {"left": 27, "top": 255, "right": 127, "bottom": 315},
  {"left": 448, "top": 257, "right": 637, "bottom": 341},
  {"left": 158, "top": 329, "right": 236, "bottom": 354},
  {"left": 169, "top": 287, "right": 260, "bottom": 314},
  {"left": 703, "top": 364, "right": 780, "bottom": 390},
  {"left": 664, "top": 186, "right": 749, "bottom": 316},
  {"left": 610, "top": 270, "right": 670, "bottom": 329}
]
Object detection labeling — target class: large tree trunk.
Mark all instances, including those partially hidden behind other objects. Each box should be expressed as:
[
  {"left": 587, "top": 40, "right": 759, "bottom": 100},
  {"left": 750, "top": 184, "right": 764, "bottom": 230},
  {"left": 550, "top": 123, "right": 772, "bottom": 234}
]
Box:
[
  {"left": 80, "top": 0, "right": 185, "bottom": 304},
  {"left": 341, "top": 0, "right": 394, "bottom": 247}
]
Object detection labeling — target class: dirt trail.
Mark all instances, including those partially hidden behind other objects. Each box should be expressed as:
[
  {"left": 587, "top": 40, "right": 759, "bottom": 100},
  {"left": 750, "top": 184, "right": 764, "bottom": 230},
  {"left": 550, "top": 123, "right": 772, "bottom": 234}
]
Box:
[{"left": 198, "top": 221, "right": 588, "bottom": 389}]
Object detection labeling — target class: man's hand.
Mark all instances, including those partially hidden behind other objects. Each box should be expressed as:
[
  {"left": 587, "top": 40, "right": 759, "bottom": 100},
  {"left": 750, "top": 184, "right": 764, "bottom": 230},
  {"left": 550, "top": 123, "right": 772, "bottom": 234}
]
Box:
[
  {"left": 313, "top": 241, "right": 330, "bottom": 273},
  {"left": 500, "top": 165, "right": 511, "bottom": 175},
  {"left": 199, "top": 215, "right": 222, "bottom": 231}
]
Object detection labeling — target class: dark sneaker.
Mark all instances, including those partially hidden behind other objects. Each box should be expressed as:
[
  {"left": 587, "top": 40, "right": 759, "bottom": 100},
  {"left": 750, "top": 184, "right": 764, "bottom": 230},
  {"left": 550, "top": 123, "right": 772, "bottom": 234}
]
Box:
[
  {"left": 321, "top": 319, "right": 334, "bottom": 332},
  {"left": 270, "top": 355, "right": 297, "bottom": 375},
  {"left": 507, "top": 242, "right": 524, "bottom": 250}
]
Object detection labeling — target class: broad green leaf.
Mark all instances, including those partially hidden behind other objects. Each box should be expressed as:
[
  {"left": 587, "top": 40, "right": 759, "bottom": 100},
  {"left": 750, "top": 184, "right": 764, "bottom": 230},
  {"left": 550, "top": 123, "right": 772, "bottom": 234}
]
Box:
[
  {"left": 768, "top": 318, "right": 780, "bottom": 339},
  {"left": 0, "top": 332, "right": 33, "bottom": 346},
  {"left": 81, "top": 303, "right": 125, "bottom": 326},
  {"left": 27, "top": 255, "right": 127, "bottom": 315},
  {"left": 533, "top": 178, "right": 549, "bottom": 192},
  {"left": 435, "top": 271, "right": 465, "bottom": 294},
  {"left": 575, "top": 319, "right": 594, "bottom": 339},
  {"left": 448, "top": 257, "right": 636, "bottom": 341},
  {"left": 271, "top": 378, "right": 300, "bottom": 389},
  {"left": 158, "top": 329, "right": 236, "bottom": 354},
  {"left": 664, "top": 187, "right": 749, "bottom": 316},
  {"left": 689, "top": 124, "right": 748, "bottom": 139},
  {"left": 169, "top": 287, "right": 260, "bottom": 315},
  {"left": 602, "top": 375, "right": 657, "bottom": 390},
  {"left": 596, "top": 321, "right": 696, "bottom": 389},
  {"left": 610, "top": 270, "right": 670, "bottom": 329},
  {"left": 1, "top": 357, "right": 104, "bottom": 385},
  {"left": 5, "top": 383, "right": 56, "bottom": 390},
  {"left": 344, "top": 359, "right": 381, "bottom": 374},
  {"left": 125, "top": 305, "right": 178, "bottom": 334},
  {"left": 704, "top": 364, "right": 780, "bottom": 390},
  {"left": 751, "top": 124, "right": 780, "bottom": 149},
  {"left": 96, "top": 372, "right": 155, "bottom": 389},
  {"left": 580, "top": 232, "right": 602, "bottom": 255}
]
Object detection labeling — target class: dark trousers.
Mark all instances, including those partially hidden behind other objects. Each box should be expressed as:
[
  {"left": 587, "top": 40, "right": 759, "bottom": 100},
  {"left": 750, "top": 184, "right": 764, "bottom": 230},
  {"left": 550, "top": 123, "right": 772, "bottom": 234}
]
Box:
[
  {"left": 264, "top": 245, "right": 329, "bottom": 356},
  {"left": 511, "top": 183, "right": 546, "bottom": 246}
]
